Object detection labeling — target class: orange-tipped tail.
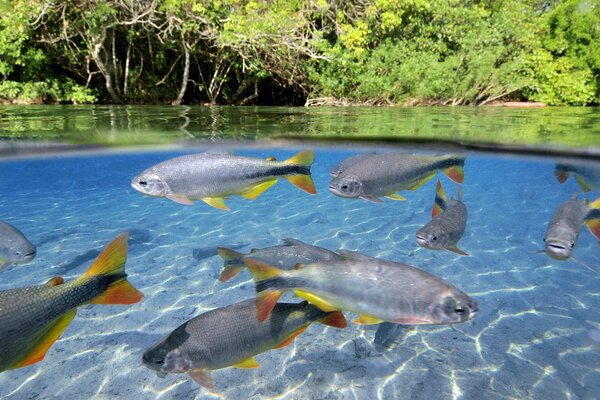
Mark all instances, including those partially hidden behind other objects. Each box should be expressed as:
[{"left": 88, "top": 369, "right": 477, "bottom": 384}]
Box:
[
  {"left": 443, "top": 166, "right": 464, "bottom": 183},
  {"left": 284, "top": 175, "right": 317, "bottom": 194},
  {"left": 320, "top": 311, "right": 347, "bottom": 328}
]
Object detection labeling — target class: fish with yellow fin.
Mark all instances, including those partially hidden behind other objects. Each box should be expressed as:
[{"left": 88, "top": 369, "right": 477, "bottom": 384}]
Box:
[
  {"left": 131, "top": 150, "right": 316, "bottom": 210},
  {"left": 245, "top": 251, "right": 478, "bottom": 327},
  {"left": 555, "top": 163, "right": 600, "bottom": 193},
  {"left": 142, "top": 299, "right": 346, "bottom": 388},
  {"left": 328, "top": 153, "right": 464, "bottom": 203},
  {"left": 0, "top": 233, "right": 143, "bottom": 372}
]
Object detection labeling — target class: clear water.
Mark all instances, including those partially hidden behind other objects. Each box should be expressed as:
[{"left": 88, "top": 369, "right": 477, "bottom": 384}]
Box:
[{"left": 1, "top": 107, "right": 600, "bottom": 400}]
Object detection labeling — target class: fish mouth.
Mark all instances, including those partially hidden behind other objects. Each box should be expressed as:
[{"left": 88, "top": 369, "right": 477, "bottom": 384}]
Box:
[
  {"left": 415, "top": 234, "right": 430, "bottom": 247},
  {"left": 22, "top": 250, "right": 36, "bottom": 260},
  {"left": 545, "top": 243, "right": 570, "bottom": 260}
]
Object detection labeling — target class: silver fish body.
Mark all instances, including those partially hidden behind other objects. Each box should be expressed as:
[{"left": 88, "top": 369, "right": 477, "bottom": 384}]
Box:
[
  {"left": 0, "top": 221, "right": 36, "bottom": 271},
  {"left": 142, "top": 299, "right": 345, "bottom": 387},
  {"left": 544, "top": 197, "right": 591, "bottom": 260},
  {"left": 328, "top": 153, "right": 464, "bottom": 203},
  {"left": 330, "top": 152, "right": 377, "bottom": 178},
  {"left": 249, "top": 251, "right": 478, "bottom": 325}
]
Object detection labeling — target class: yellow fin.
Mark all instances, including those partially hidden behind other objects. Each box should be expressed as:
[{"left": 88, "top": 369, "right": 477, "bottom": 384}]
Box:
[
  {"left": 293, "top": 290, "right": 338, "bottom": 312},
  {"left": 589, "top": 197, "right": 600, "bottom": 209},
  {"left": 202, "top": 197, "right": 230, "bottom": 211},
  {"left": 407, "top": 172, "right": 436, "bottom": 191},
  {"left": 284, "top": 174, "right": 316, "bottom": 194},
  {"left": 353, "top": 314, "right": 385, "bottom": 325},
  {"left": 575, "top": 175, "right": 592, "bottom": 192},
  {"left": 11, "top": 309, "right": 77, "bottom": 369},
  {"left": 82, "top": 233, "right": 127, "bottom": 279},
  {"left": 276, "top": 326, "right": 308, "bottom": 349},
  {"left": 239, "top": 179, "right": 277, "bottom": 200},
  {"left": 88, "top": 279, "right": 144, "bottom": 305},
  {"left": 385, "top": 193, "right": 407, "bottom": 201},
  {"left": 233, "top": 356, "right": 260, "bottom": 369},
  {"left": 283, "top": 150, "right": 314, "bottom": 166}
]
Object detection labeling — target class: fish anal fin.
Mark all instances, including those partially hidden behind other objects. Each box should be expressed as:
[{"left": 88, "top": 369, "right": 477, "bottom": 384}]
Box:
[
  {"left": 202, "top": 197, "right": 229, "bottom": 211},
  {"left": 353, "top": 314, "right": 385, "bottom": 325},
  {"left": 167, "top": 194, "right": 194, "bottom": 206},
  {"left": 293, "top": 290, "right": 338, "bottom": 312},
  {"left": 89, "top": 279, "right": 144, "bottom": 305},
  {"left": 360, "top": 195, "right": 384, "bottom": 204},
  {"left": 407, "top": 172, "right": 436, "bottom": 191},
  {"left": 219, "top": 266, "right": 244, "bottom": 282},
  {"left": 256, "top": 290, "right": 285, "bottom": 322},
  {"left": 239, "top": 179, "right": 277, "bottom": 200},
  {"left": 446, "top": 245, "right": 469, "bottom": 256},
  {"left": 12, "top": 309, "right": 77, "bottom": 369},
  {"left": 275, "top": 326, "right": 308, "bottom": 349},
  {"left": 284, "top": 175, "right": 316, "bottom": 195},
  {"left": 555, "top": 169, "right": 570, "bottom": 184},
  {"left": 233, "top": 356, "right": 261, "bottom": 368},
  {"left": 444, "top": 166, "right": 464, "bottom": 183},
  {"left": 188, "top": 369, "right": 214, "bottom": 388},
  {"left": 320, "top": 311, "right": 348, "bottom": 328},
  {"left": 385, "top": 193, "right": 407, "bottom": 201},
  {"left": 575, "top": 175, "right": 592, "bottom": 192}
]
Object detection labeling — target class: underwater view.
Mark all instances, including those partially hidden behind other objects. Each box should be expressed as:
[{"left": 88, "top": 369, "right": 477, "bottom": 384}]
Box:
[{"left": 1, "top": 106, "right": 600, "bottom": 400}]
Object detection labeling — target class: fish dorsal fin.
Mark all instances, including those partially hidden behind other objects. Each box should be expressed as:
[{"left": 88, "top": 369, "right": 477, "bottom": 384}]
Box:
[
  {"left": 275, "top": 326, "right": 308, "bottom": 349},
  {"left": 239, "top": 179, "right": 277, "bottom": 200},
  {"left": 432, "top": 180, "right": 448, "bottom": 218},
  {"left": 406, "top": 172, "right": 436, "bottom": 191},
  {"left": 188, "top": 369, "right": 214, "bottom": 388},
  {"left": 166, "top": 194, "right": 194, "bottom": 206},
  {"left": 233, "top": 356, "right": 261, "bottom": 368},
  {"left": 385, "top": 193, "right": 407, "bottom": 201},
  {"left": 575, "top": 175, "right": 592, "bottom": 192},
  {"left": 202, "top": 197, "right": 230, "bottom": 211},
  {"left": 46, "top": 276, "right": 64, "bottom": 286},
  {"left": 337, "top": 249, "right": 375, "bottom": 263},
  {"left": 282, "top": 238, "right": 307, "bottom": 246},
  {"left": 293, "top": 289, "right": 338, "bottom": 312},
  {"left": 353, "top": 314, "right": 385, "bottom": 325},
  {"left": 11, "top": 309, "right": 77, "bottom": 369}
]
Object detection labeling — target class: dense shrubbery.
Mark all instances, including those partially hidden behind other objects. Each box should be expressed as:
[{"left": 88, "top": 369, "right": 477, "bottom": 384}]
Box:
[{"left": 0, "top": 0, "right": 597, "bottom": 105}]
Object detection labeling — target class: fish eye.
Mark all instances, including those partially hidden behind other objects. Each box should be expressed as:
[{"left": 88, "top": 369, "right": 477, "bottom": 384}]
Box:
[
  {"left": 154, "top": 359, "right": 164, "bottom": 365},
  {"left": 432, "top": 236, "right": 437, "bottom": 241},
  {"left": 570, "top": 242, "right": 575, "bottom": 248},
  {"left": 341, "top": 184, "right": 349, "bottom": 190},
  {"left": 454, "top": 306, "right": 465, "bottom": 314},
  {"left": 139, "top": 181, "right": 148, "bottom": 187},
  {"left": 543, "top": 237, "right": 546, "bottom": 242}
]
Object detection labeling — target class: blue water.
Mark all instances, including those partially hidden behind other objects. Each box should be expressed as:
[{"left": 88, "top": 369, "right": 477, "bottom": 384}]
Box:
[{"left": 1, "top": 148, "right": 600, "bottom": 399}]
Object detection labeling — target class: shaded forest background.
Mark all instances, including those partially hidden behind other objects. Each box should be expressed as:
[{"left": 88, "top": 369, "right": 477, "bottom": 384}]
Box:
[{"left": 0, "top": 0, "right": 598, "bottom": 106}]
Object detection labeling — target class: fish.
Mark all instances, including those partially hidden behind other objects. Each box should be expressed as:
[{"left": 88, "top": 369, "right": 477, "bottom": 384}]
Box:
[
  {"left": 131, "top": 150, "right": 316, "bottom": 210},
  {"left": 330, "top": 152, "right": 377, "bottom": 178},
  {"left": 142, "top": 299, "right": 346, "bottom": 388},
  {"left": 555, "top": 163, "right": 600, "bottom": 192},
  {"left": 416, "top": 180, "right": 468, "bottom": 256},
  {"left": 217, "top": 238, "right": 342, "bottom": 282},
  {"left": 328, "top": 153, "right": 465, "bottom": 203},
  {"left": 0, "top": 221, "right": 36, "bottom": 272},
  {"left": 245, "top": 250, "right": 478, "bottom": 326},
  {"left": 0, "top": 233, "right": 143, "bottom": 372},
  {"left": 543, "top": 194, "right": 600, "bottom": 272}
]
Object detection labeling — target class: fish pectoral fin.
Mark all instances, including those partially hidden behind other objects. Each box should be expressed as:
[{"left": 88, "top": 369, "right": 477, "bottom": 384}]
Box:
[
  {"left": 293, "top": 290, "right": 338, "bottom": 312},
  {"left": 353, "top": 314, "right": 385, "bottom": 325},
  {"left": 11, "top": 309, "right": 77, "bottom": 369},
  {"left": 233, "top": 356, "right": 261, "bottom": 368},
  {"left": 575, "top": 174, "right": 592, "bottom": 192},
  {"left": 166, "top": 194, "right": 194, "bottom": 205},
  {"left": 239, "top": 179, "right": 278, "bottom": 200},
  {"left": 394, "top": 316, "right": 429, "bottom": 325},
  {"left": 443, "top": 166, "right": 464, "bottom": 183},
  {"left": 359, "top": 195, "right": 384, "bottom": 204},
  {"left": 446, "top": 245, "right": 469, "bottom": 256},
  {"left": 188, "top": 369, "right": 214, "bottom": 388},
  {"left": 275, "top": 326, "right": 308, "bottom": 349},
  {"left": 406, "top": 172, "right": 436, "bottom": 191},
  {"left": 201, "top": 197, "right": 230, "bottom": 211},
  {"left": 284, "top": 174, "right": 317, "bottom": 194},
  {"left": 385, "top": 193, "right": 407, "bottom": 201}
]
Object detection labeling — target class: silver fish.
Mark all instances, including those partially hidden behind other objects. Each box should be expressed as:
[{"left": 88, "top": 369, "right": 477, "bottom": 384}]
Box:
[
  {"left": 142, "top": 299, "right": 346, "bottom": 388},
  {"left": 330, "top": 152, "right": 377, "bottom": 178},
  {"left": 246, "top": 250, "right": 478, "bottom": 326},
  {"left": 544, "top": 195, "right": 600, "bottom": 262},
  {"left": 416, "top": 180, "right": 468, "bottom": 256},
  {"left": 217, "top": 238, "right": 342, "bottom": 282},
  {"left": 0, "top": 221, "right": 36, "bottom": 272},
  {"left": 131, "top": 150, "right": 316, "bottom": 210},
  {"left": 328, "top": 153, "right": 464, "bottom": 203}
]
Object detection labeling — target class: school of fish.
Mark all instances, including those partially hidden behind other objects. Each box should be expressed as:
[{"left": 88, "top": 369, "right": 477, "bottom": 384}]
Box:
[{"left": 2, "top": 149, "right": 598, "bottom": 393}]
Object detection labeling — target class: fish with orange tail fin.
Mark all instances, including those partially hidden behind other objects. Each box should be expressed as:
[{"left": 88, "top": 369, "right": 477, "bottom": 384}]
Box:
[
  {"left": 416, "top": 180, "right": 468, "bottom": 256},
  {"left": 0, "top": 233, "right": 143, "bottom": 372},
  {"left": 328, "top": 153, "right": 464, "bottom": 203},
  {"left": 543, "top": 194, "right": 600, "bottom": 273},
  {"left": 142, "top": 299, "right": 346, "bottom": 388},
  {"left": 131, "top": 150, "right": 316, "bottom": 210}
]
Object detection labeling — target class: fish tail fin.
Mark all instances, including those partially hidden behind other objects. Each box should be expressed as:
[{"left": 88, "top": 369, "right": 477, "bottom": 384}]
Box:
[
  {"left": 283, "top": 150, "right": 314, "bottom": 167},
  {"left": 245, "top": 258, "right": 286, "bottom": 322},
  {"left": 217, "top": 247, "right": 246, "bottom": 282},
  {"left": 319, "top": 311, "right": 348, "bottom": 328},
  {"left": 443, "top": 165, "right": 464, "bottom": 184},
  {"left": 432, "top": 179, "right": 447, "bottom": 218},
  {"left": 282, "top": 150, "right": 317, "bottom": 194},
  {"left": 80, "top": 233, "right": 144, "bottom": 305},
  {"left": 284, "top": 174, "right": 317, "bottom": 194},
  {"left": 586, "top": 198, "right": 600, "bottom": 241}
]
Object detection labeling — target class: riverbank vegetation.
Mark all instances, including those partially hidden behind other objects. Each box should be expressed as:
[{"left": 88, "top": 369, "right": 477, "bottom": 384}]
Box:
[{"left": 0, "top": 0, "right": 598, "bottom": 106}]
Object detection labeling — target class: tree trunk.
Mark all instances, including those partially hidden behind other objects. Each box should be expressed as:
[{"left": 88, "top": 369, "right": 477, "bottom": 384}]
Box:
[{"left": 172, "top": 41, "right": 190, "bottom": 106}]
